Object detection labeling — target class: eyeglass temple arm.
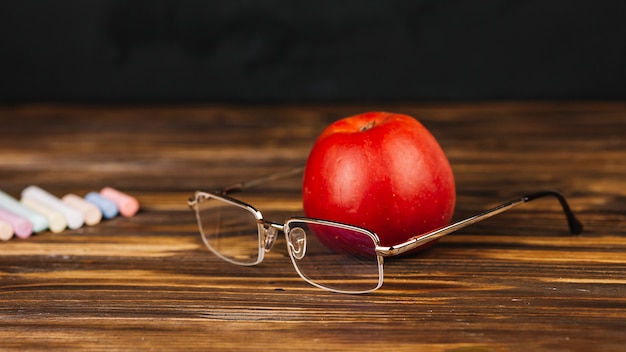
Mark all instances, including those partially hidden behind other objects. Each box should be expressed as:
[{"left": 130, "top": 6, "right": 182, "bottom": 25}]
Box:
[
  {"left": 220, "top": 166, "right": 305, "bottom": 195},
  {"left": 379, "top": 190, "right": 583, "bottom": 257}
]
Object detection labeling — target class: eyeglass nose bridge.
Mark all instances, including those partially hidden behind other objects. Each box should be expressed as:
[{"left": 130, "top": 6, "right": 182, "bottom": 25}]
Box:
[{"left": 287, "top": 227, "right": 307, "bottom": 260}]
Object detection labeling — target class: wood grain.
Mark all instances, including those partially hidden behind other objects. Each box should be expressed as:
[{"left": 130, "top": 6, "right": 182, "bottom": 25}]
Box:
[{"left": 1, "top": 103, "right": 625, "bottom": 351}]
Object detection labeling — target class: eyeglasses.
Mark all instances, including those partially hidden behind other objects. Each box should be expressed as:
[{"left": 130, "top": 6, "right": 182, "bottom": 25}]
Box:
[{"left": 188, "top": 167, "right": 583, "bottom": 294}]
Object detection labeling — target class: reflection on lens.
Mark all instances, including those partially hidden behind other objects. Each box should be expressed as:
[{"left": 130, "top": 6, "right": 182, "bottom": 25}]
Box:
[
  {"left": 286, "top": 219, "right": 382, "bottom": 294},
  {"left": 308, "top": 222, "right": 378, "bottom": 259},
  {"left": 195, "top": 194, "right": 262, "bottom": 265}
]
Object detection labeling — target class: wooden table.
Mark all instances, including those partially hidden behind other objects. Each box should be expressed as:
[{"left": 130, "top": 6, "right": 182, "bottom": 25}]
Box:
[{"left": 1, "top": 103, "right": 624, "bottom": 351}]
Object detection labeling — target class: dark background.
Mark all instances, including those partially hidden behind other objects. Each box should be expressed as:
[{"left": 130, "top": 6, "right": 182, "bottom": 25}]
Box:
[{"left": 1, "top": 0, "right": 625, "bottom": 103}]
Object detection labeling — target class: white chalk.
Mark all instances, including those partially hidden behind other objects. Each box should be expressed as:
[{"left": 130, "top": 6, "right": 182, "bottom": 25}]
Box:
[{"left": 21, "top": 186, "right": 84, "bottom": 230}]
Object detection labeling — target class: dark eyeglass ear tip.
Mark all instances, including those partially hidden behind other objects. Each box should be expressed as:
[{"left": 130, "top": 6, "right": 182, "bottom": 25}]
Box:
[
  {"left": 524, "top": 190, "right": 583, "bottom": 235},
  {"left": 567, "top": 215, "right": 584, "bottom": 235}
]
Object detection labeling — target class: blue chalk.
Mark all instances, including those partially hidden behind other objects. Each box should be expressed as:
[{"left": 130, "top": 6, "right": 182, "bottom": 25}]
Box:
[{"left": 85, "top": 192, "right": 119, "bottom": 219}]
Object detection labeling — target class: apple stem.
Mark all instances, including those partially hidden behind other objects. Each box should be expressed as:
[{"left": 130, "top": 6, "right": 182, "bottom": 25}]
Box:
[{"left": 360, "top": 121, "right": 376, "bottom": 132}]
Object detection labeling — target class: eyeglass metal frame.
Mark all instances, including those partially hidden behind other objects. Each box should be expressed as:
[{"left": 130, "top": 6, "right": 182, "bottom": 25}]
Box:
[{"left": 188, "top": 167, "right": 583, "bottom": 294}]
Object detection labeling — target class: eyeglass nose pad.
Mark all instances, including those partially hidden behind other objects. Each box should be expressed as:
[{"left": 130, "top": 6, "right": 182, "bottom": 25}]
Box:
[
  {"left": 287, "top": 227, "right": 307, "bottom": 260},
  {"left": 263, "top": 226, "right": 278, "bottom": 251}
]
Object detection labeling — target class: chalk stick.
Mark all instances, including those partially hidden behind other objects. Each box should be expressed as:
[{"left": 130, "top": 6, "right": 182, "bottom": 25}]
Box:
[
  {"left": 21, "top": 186, "right": 84, "bottom": 230},
  {"left": 0, "top": 219, "right": 14, "bottom": 241},
  {"left": 0, "top": 208, "right": 32, "bottom": 238},
  {"left": 85, "top": 192, "right": 119, "bottom": 219},
  {"left": 62, "top": 193, "right": 102, "bottom": 226},
  {"left": 21, "top": 198, "right": 67, "bottom": 233},
  {"left": 0, "top": 190, "right": 48, "bottom": 233},
  {"left": 100, "top": 187, "right": 139, "bottom": 218}
]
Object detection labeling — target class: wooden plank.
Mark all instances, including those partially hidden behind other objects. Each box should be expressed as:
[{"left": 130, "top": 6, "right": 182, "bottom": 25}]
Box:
[{"left": 1, "top": 103, "right": 625, "bottom": 351}]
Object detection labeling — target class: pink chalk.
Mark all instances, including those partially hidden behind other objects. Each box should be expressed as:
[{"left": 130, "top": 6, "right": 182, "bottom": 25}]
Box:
[
  {"left": 0, "top": 220, "right": 13, "bottom": 241},
  {"left": 0, "top": 208, "right": 33, "bottom": 239},
  {"left": 100, "top": 187, "right": 139, "bottom": 218}
]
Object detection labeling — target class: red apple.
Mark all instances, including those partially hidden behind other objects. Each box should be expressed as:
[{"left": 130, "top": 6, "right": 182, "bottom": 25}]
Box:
[{"left": 302, "top": 112, "right": 455, "bottom": 254}]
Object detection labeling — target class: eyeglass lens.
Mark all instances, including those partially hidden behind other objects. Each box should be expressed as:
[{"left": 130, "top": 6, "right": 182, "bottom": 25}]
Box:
[
  {"left": 194, "top": 195, "right": 263, "bottom": 266},
  {"left": 285, "top": 220, "right": 383, "bottom": 294}
]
